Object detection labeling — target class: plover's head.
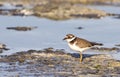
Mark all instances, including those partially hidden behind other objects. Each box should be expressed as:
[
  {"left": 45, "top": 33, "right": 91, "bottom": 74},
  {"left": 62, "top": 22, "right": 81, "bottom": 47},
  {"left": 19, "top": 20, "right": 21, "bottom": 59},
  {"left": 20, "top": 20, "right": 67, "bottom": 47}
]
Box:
[
  {"left": 63, "top": 34, "right": 76, "bottom": 42},
  {"left": 0, "top": 43, "right": 6, "bottom": 49}
]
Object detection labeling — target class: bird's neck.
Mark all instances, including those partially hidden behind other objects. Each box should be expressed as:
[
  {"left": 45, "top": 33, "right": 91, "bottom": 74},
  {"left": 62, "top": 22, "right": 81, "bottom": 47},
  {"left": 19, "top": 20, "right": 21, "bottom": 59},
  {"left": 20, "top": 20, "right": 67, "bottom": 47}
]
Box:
[{"left": 67, "top": 37, "right": 76, "bottom": 43}]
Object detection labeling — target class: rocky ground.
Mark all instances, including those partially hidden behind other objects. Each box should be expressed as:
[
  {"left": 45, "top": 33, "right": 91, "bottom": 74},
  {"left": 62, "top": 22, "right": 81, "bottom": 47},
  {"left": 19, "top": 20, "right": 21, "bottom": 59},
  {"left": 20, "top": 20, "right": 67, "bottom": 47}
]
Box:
[
  {"left": 0, "top": 0, "right": 120, "bottom": 20},
  {"left": 33, "top": 3, "right": 109, "bottom": 20},
  {"left": 0, "top": 0, "right": 120, "bottom": 5},
  {"left": 0, "top": 48, "right": 120, "bottom": 77}
]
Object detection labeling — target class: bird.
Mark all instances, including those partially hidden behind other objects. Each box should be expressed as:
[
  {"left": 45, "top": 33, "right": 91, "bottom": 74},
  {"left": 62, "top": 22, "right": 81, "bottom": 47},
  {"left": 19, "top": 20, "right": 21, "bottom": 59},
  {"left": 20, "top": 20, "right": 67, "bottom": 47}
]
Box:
[
  {"left": 0, "top": 43, "right": 9, "bottom": 51},
  {"left": 63, "top": 34, "right": 103, "bottom": 63}
]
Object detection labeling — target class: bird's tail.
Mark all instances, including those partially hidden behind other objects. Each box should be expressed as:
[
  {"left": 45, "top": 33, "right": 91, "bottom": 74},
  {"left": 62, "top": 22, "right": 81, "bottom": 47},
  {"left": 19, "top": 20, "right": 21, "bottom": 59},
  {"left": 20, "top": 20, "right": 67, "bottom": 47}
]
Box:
[
  {"left": 91, "top": 42, "right": 103, "bottom": 46},
  {"left": 3, "top": 48, "right": 10, "bottom": 50}
]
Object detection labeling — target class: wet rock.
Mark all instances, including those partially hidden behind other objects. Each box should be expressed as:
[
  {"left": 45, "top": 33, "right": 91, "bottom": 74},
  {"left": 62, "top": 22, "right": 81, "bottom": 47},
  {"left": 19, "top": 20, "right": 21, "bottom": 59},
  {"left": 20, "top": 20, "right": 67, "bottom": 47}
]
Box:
[
  {"left": 76, "top": 27, "right": 83, "bottom": 30},
  {"left": 71, "top": 14, "right": 103, "bottom": 19},
  {"left": 108, "top": 13, "right": 120, "bottom": 19},
  {"left": 0, "top": 4, "right": 3, "bottom": 7},
  {"left": 1, "top": 0, "right": 120, "bottom": 6},
  {"left": 20, "top": 9, "right": 34, "bottom": 16},
  {"left": 33, "top": 3, "right": 108, "bottom": 20},
  {"left": 115, "top": 44, "right": 120, "bottom": 47},
  {"left": 14, "top": 4, "right": 23, "bottom": 7},
  {"left": 0, "top": 2, "right": 119, "bottom": 20},
  {"left": 0, "top": 48, "right": 120, "bottom": 76},
  {"left": 0, "top": 5, "right": 33, "bottom": 16},
  {"left": 6, "top": 26, "right": 37, "bottom": 31},
  {"left": 114, "top": 15, "right": 120, "bottom": 19},
  {"left": 31, "top": 1, "right": 120, "bottom": 20},
  {"left": 0, "top": 9, "right": 17, "bottom": 15}
]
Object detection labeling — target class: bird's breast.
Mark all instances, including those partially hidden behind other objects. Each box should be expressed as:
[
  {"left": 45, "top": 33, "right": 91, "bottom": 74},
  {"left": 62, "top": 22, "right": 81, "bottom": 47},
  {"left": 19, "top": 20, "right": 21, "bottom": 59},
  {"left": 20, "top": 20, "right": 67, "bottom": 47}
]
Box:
[
  {"left": 68, "top": 43, "right": 90, "bottom": 52},
  {"left": 68, "top": 43, "right": 80, "bottom": 51}
]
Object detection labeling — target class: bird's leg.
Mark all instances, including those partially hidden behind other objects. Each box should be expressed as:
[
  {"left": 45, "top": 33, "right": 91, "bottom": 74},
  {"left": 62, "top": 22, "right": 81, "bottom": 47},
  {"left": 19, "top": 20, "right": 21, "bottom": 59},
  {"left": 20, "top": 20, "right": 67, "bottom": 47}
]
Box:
[{"left": 80, "top": 52, "right": 83, "bottom": 63}]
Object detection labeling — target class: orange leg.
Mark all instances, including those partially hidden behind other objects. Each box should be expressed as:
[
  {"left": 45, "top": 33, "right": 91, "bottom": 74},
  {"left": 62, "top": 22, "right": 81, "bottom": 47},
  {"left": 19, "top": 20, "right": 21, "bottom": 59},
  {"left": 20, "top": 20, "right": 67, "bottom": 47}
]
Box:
[{"left": 80, "top": 52, "right": 83, "bottom": 63}]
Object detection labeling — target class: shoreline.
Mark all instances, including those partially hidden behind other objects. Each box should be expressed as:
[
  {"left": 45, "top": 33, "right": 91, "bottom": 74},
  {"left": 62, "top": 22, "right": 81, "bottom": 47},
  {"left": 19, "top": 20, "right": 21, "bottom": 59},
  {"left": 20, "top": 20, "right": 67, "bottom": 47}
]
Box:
[
  {"left": 0, "top": 49, "right": 120, "bottom": 77},
  {"left": 0, "top": 2, "right": 119, "bottom": 20},
  {"left": 0, "top": 0, "right": 120, "bottom": 5}
]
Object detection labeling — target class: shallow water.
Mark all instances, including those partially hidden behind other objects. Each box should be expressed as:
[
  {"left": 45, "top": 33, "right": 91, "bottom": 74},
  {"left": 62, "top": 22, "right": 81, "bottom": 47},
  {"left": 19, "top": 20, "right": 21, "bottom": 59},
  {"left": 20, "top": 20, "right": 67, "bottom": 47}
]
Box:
[
  {"left": 88, "top": 5, "right": 120, "bottom": 14},
  {"left": 0, "top": 4, "right": 120, "bottom": 77},
  {"left": 0, "top": 5, "right": 120, "bottom": 60}
]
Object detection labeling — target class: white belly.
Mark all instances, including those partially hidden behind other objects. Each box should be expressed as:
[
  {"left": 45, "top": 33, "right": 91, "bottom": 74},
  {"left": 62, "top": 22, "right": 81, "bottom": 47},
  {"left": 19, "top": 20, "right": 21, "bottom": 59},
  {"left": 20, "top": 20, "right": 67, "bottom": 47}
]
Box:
[{"left": 68, "top": 43, "right": 89, "bottom": 52}]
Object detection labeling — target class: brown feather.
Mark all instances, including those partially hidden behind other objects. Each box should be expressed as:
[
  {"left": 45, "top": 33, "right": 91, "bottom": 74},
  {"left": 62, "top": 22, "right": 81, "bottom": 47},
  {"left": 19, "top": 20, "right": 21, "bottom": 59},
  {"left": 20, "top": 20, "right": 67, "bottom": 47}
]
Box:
[
  {"left": 70, "top": 37, "right": 92, "bottom": 48},
  {"left": 90, "top": 42, "right": 103, "bottom": 46},
  {"left": 70, "top": 37, "right": 103, "bottom": 48}
]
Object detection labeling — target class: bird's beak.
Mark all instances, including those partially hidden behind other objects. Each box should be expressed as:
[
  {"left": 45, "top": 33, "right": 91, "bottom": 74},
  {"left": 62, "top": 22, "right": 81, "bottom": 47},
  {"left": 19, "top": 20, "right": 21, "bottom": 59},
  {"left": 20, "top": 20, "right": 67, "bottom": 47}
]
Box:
[{"left": 63, "top": 37, "right": 67, "bottom": 40}]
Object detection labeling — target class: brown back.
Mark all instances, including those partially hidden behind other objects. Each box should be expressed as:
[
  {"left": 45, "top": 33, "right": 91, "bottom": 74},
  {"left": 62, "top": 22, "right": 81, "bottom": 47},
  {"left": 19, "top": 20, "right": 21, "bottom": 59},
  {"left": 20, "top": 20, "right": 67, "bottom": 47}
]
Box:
[{"left": 70, "top": 37, "right": 93, "bottom": 48}]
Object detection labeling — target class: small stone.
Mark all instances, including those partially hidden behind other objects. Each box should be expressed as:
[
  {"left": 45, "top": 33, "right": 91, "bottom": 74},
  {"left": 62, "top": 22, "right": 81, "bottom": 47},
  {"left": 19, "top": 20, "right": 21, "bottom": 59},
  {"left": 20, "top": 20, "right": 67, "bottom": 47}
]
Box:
[
  {"left": 6, "top": 26, "right": 37, "bottom": 31},
  {"left": 76, "top": 27, "right": 83, "bottom": 30}
]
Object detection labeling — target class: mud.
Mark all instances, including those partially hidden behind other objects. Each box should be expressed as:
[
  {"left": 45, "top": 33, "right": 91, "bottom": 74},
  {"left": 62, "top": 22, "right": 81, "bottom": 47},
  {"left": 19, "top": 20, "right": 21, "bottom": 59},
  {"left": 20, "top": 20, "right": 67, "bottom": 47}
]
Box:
[{"left": 0, "top": 49, "right": 120, "bottom": 77}]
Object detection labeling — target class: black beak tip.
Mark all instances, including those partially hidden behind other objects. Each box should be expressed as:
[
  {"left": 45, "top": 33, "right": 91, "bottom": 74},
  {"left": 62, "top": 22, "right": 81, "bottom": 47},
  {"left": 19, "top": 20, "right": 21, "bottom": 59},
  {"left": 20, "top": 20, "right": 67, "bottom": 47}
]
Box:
[{"left": 63, "top": 38, "right": 66, "bottom": 40}]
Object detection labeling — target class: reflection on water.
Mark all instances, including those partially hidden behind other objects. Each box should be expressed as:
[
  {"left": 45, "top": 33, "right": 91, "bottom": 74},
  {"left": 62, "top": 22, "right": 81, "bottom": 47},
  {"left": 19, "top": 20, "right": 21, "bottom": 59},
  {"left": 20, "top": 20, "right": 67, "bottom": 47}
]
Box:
[{"left": 0, "top": 5, "right": 120, "bottom": 60}]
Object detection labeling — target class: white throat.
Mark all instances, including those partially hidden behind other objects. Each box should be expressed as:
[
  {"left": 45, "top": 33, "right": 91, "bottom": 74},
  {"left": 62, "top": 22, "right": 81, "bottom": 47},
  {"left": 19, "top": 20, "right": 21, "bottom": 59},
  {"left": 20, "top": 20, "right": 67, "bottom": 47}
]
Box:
[{"left": 66, "top": 37, "right": 76, "bottom": 42}]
